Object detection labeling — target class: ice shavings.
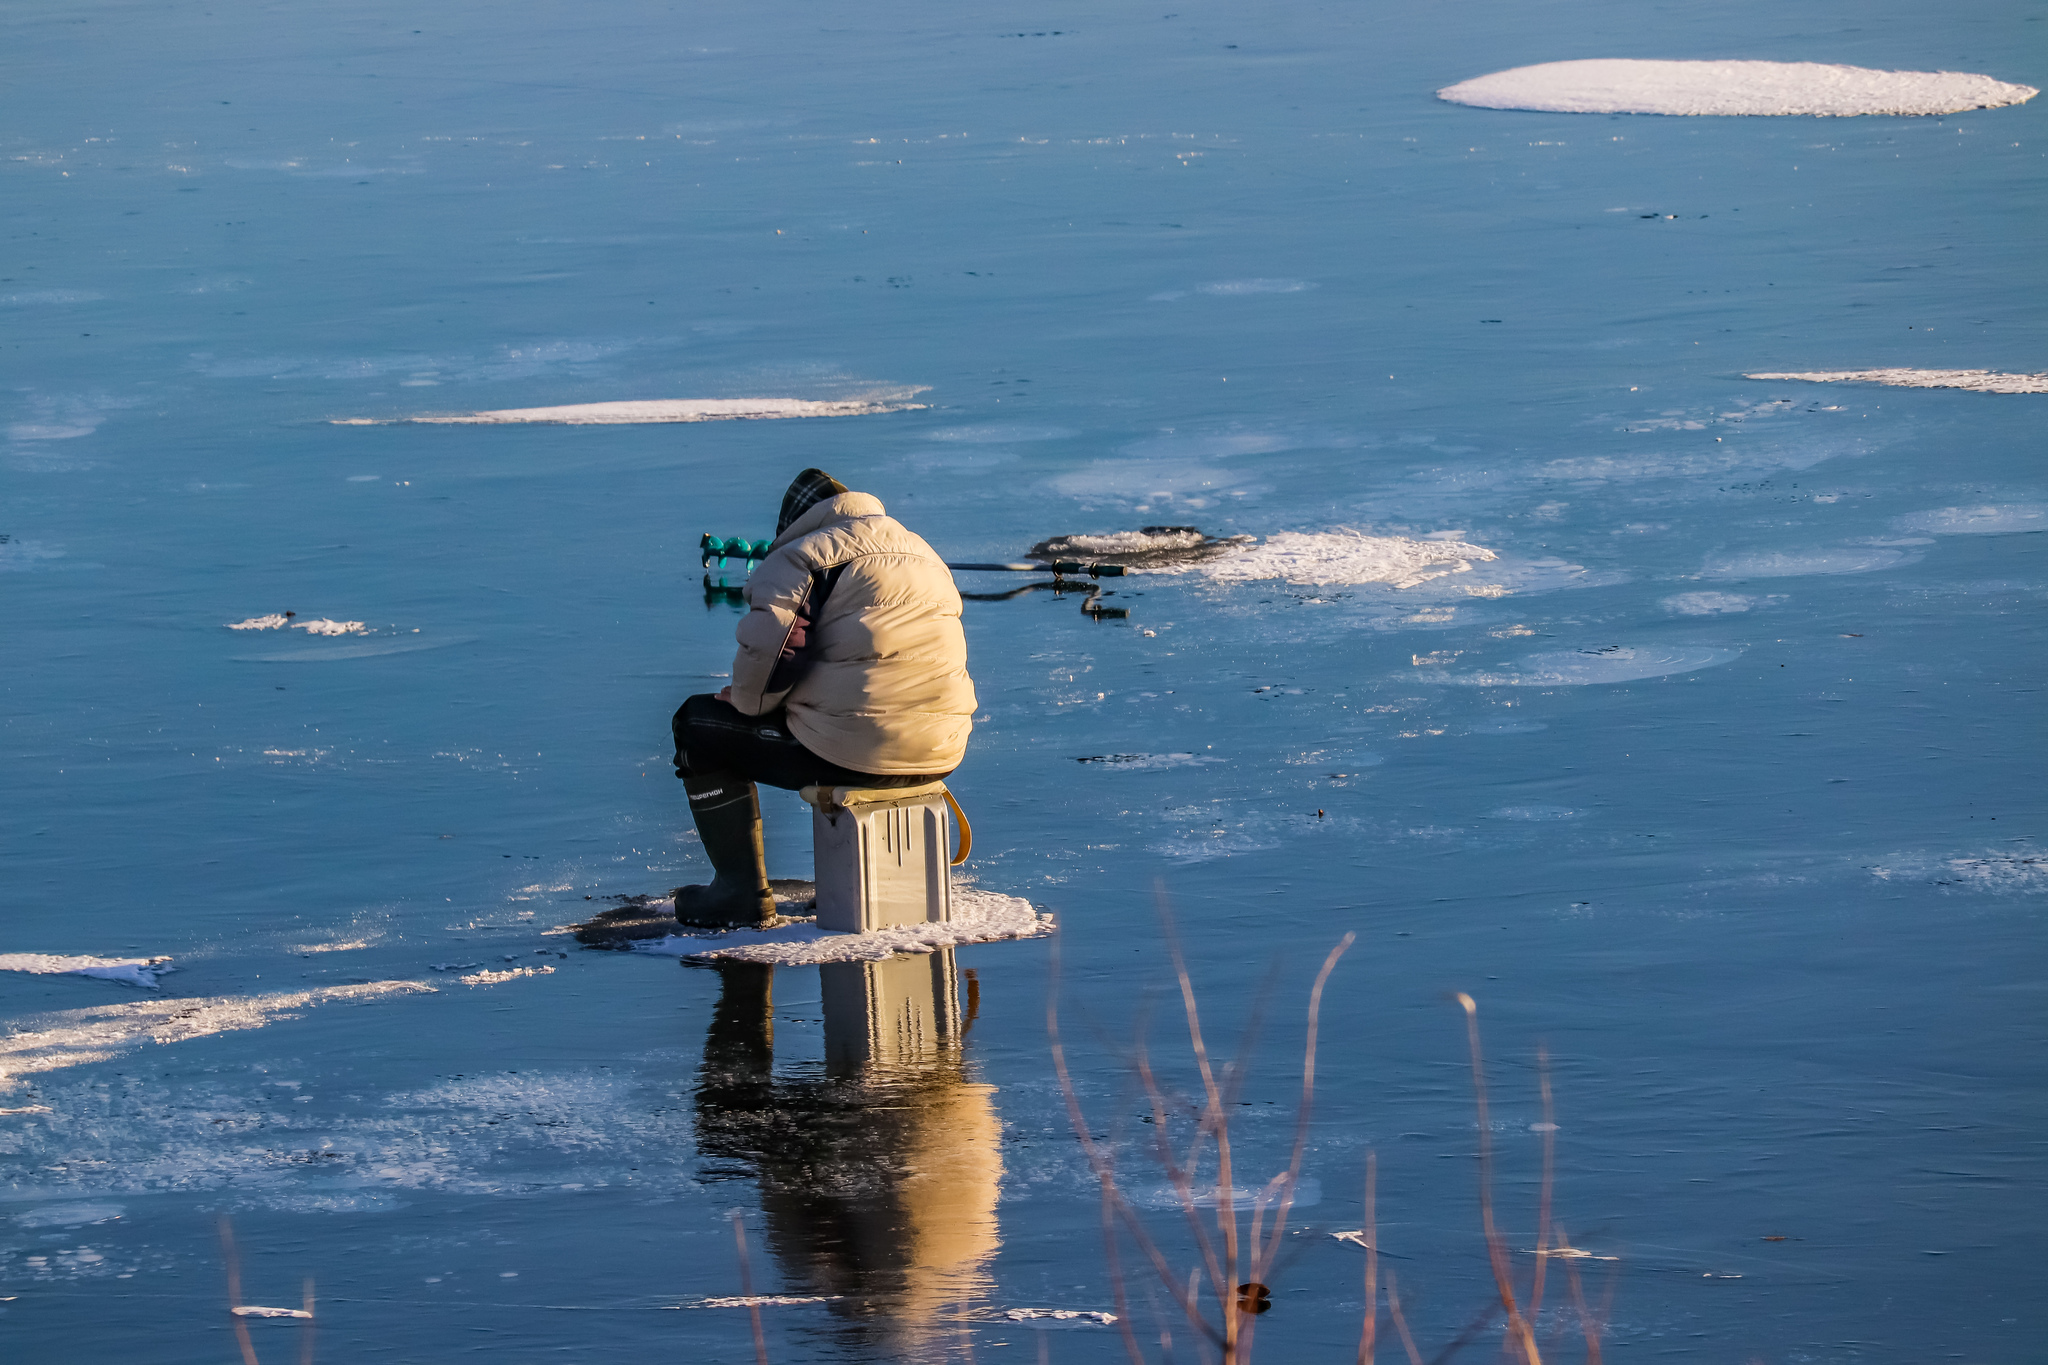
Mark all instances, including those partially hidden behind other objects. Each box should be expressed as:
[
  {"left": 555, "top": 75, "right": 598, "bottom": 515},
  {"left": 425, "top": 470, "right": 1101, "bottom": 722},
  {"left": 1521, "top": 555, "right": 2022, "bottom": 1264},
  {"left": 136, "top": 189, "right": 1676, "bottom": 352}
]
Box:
[
  {"left": 337, "top": 391, "right": 929, "bottom": 426},
  {"left": 1871, "top": 849, "right": 2045, "bottom": 895},
  {"left": 1073, "top": 752, "right": 1223, "bottom": 771},
  {"left": 1439, "top": 60, "right": 2038, "bottom": 118},
  {"left": 0, "top": 954, "right": 175, "bottom": 989},
  {"left": 0, "top": 981, "right": 434, "bottom": 1081},
  {"left": 1895, "top": 505, "right": 2048, "bottom": 536},
  {"left": 632, "top": 888, "right": 1052, "bottom": 964},
  {"left": 1426, "top": 645, "right": 1741, "bottom": 687},
  {"left": 1747, "top": 369, "right": 2048, "bottom": 395},
  {"left": 1188, "top": 530, "right": 1497, "bottom": 589}
]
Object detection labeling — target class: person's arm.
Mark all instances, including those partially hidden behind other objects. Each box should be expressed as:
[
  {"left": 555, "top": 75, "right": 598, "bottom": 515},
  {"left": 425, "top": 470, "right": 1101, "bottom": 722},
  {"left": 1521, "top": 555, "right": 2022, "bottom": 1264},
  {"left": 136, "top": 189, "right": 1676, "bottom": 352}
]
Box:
[{"left": 728, "top": 547, "right": 813, "bottom": 714}]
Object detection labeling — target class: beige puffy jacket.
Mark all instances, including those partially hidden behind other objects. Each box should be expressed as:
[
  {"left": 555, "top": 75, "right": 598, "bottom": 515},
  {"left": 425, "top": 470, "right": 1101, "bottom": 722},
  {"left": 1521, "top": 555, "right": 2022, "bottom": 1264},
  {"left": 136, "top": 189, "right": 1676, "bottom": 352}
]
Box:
[{"left": 728, "top": 492, "right": 976, "bottom": 775}]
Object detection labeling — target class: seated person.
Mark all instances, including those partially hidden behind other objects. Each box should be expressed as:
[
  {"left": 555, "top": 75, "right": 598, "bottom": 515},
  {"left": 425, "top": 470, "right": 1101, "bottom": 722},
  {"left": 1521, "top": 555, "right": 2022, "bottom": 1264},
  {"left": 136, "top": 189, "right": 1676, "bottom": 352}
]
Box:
[{"left": 671, "top": 468, "right": 977, "bottom": 926}]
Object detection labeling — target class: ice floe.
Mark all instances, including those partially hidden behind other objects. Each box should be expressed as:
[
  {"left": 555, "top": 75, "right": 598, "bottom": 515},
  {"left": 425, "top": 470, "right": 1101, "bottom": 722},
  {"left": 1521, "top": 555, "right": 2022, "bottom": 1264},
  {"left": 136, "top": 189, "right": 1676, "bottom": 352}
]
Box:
[
  {"left": 226, "top": 614, "right": 290, "bottom": 630},
  {"left": 630, "top": 888, "right": 1052, "bottom": 964},
  {"left": 1426, "top": 645, "right": 1741, "bottom": 686},
  {"left": 698, "top": 1294, "right": 841, "bottom": 1309},
  {"left": 1439, "top": 60, "right": 2038, "bottom": 118},
  {"left": 1894, "top": 505, "right": 2047, "bottom": 535},
  {"left": 0, "top": 980, "right": 433, "bottom": 1081},
  {"left": 1183, "top": 530, "right": 1497, "bottom": 588},
  {"left": 1747, "top": 369, "right": 2048, "bottom": 394},
  {"left": 232, "top": 1305, "right": 313, "bottom": 1320},
  {"left": 335, "top": 391, "right": 928, "bottom": 426},
  {"left": 0, "top": 954, "right": 174, "bottom": 989}
]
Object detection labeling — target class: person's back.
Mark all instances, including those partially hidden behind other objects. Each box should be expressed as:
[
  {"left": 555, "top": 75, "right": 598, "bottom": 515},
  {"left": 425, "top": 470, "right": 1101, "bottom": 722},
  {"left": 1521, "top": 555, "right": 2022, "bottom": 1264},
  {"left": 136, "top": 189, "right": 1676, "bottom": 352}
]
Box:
[
  {"left": 730, "top": 490, "right": 975, "bottom": 776},
  {"left": 667, "top": 470, "right": 976, "bottom": 927}
]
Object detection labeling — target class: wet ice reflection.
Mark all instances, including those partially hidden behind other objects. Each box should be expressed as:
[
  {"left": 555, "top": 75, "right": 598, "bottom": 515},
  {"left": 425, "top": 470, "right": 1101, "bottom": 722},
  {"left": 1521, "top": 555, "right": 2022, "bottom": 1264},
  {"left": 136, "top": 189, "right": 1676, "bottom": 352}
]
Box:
[{"left": 693, "top": 950, "right": 1000, "bottom": 1342}]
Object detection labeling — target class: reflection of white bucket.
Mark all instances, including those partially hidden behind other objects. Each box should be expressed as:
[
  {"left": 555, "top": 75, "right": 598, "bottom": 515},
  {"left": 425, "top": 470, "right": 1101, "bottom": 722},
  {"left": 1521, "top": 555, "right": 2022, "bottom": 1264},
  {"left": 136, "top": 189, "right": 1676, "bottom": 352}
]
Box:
[{"left": 803, "top": 782, "right": 955, "bottom": 933}]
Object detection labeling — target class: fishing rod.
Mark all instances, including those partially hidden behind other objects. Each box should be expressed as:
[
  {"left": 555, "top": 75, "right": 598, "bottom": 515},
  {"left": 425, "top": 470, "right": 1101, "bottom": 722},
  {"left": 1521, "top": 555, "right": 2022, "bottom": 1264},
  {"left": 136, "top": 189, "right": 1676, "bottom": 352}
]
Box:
[
  {"left": 701, "top": 534, "right": 1128, "bottom": 579},
  {"left": 700, "top": 534, "right": 1130, "bottom": 617}
]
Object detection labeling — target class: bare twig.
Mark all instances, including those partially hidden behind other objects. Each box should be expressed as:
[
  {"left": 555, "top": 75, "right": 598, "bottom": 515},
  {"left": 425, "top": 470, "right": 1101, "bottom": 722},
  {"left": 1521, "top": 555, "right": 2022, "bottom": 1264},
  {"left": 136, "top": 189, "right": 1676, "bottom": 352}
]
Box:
[
  {"left": 1384, "top": 1269, "right": 1425, "bottom": 1365},
  {"left": 218, "top": 1216, "right": 260, "bottom": 1365},
  {"left": 1239, "top": 932, "right": 1354, "bottom": 1361},
  {"left": 1454, "top": 993, "right": 1540, "bottom": 1365},
  {"left": 1555, "top": 1224, "right": 1603, "bottom": 1365},
  {"left": 730, "top": 1212, "right": 768, "bottom": 1365},
  {"left": 1531, "top": 1048, "right": 1556, "bottom": 1327},
  {"left": 1157, "top": 891, "right": 1241, "bottom": 1355},
  {"left": 299, "top": 1277, "right": 316, "bottom": 1365},
  {"left": 1356, "top": 1152, "right": 1378, "bottom": 1365},
  {"left": 1049, "top": 935, "right": 1216, "bottom": 1345}
]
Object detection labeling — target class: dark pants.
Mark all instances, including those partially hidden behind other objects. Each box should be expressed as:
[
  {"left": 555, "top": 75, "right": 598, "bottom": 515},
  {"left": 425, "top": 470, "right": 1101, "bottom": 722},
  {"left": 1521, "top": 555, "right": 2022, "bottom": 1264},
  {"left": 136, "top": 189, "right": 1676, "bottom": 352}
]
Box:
[{"left": 671, "top": 694, "right": 947, "bottom": 794}]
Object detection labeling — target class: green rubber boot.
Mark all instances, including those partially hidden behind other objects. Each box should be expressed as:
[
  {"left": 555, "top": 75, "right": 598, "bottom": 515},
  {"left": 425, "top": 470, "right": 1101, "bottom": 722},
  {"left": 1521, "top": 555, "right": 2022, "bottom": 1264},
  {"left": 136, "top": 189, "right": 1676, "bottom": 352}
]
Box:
[{"left": 673, "top": 776, "right": 776, "bottom": 929}]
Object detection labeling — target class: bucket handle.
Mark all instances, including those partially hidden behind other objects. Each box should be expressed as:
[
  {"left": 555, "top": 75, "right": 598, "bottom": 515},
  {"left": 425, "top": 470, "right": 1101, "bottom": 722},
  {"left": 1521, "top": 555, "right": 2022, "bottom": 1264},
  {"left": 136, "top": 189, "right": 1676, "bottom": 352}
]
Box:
[{"left": 942, "top": 789, "right": 973, "bottom": 866}]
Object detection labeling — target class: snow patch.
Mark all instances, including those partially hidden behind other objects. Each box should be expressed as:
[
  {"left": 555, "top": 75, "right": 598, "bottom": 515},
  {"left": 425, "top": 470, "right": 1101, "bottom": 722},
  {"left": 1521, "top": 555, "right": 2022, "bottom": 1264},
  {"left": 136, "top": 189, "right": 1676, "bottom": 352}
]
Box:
[
  {"left": 1001, "top": 1308, "right": 1120, "bottom": 1325},
  {"left": 339, "top": 391, "right": 929, "bottom": 425},
  {"left": 1701, "top": 548, "right": 1913, "bottom": 578},
  {"left": 0, "top": 954, "right": 175, "bottom": 988},
  {"left": 0, "top": 981, "right": 434, "bottom": 1080},
  {"left": 1430, "top": 645, "right": 1740, "bottom": 686},
  {"left": 1440, "top": 60, "right": 2038, "bottom": 117},
  {"left": 1189, "top": 530, "right": 1497, "bottom": 588},
  {"left": 1871, "top": 849, "right": 2045, "bottom": 894},
  {"left": 15, "top": 1203, "right": 125, "bottom": 1228},
  {"left": 1662, "top": 591, "right": 1771, "bottom": 615},
  {"left": 1074, "top": 752, "right": 1224, "bottom": 771},
  {"left": 1197, "top": 278, "right": 1314, "bottom": 295},
  {"left": 456, "top": 965, "right": 556, "bottom": 986},
  {"left": 631, "top": 888, "right": 1052, "bottom": 964},
  {"left": 1490, "top": 805, "right": 1583, "bottom": 821},
  {"left": 1747, "top": 369, "right": 2048, "bottom": 394},
  {"left": 1895, "top": 505, "right": 2048, "bottom": 536}
]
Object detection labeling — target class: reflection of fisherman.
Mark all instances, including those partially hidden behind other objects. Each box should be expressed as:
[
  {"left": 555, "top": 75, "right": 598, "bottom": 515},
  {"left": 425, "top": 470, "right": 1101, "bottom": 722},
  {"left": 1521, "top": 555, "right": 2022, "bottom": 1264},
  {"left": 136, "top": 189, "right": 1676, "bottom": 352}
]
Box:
[
  {"left": 694, "top": 956, "right": 1002, "bottom": 1336},
  {"left": 673, "top": 469, "right": 978, "bottom": 927}
]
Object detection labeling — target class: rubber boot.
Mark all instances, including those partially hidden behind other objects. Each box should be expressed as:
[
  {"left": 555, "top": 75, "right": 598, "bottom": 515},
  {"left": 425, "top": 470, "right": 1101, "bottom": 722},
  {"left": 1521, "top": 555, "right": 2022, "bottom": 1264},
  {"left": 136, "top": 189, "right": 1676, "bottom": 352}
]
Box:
[{"left": 673, "top": 775, "right": 777, "bottom": 929}]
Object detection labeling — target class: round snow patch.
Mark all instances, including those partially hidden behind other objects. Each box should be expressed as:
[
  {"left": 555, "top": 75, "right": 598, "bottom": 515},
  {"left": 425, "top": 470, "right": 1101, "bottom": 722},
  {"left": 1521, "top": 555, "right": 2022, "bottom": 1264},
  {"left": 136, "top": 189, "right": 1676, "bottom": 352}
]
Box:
[{"left": 1439, "top": 60, "right": 2037, "bottom": 118}]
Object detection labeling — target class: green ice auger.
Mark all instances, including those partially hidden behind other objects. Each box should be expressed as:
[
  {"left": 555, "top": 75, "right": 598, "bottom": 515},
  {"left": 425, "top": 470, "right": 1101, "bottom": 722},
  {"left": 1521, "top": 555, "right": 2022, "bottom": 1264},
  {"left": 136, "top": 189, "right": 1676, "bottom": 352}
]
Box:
[{"left": 700, "top": 534, "right": 775, "bottom": 570}]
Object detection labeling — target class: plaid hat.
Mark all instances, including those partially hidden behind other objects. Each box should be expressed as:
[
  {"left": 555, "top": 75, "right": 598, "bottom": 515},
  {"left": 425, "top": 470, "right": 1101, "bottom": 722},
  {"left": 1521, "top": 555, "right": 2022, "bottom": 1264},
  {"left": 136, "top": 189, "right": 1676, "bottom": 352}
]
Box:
[{"left": 776, "top": 467, "right": 848, "bottom": 535}]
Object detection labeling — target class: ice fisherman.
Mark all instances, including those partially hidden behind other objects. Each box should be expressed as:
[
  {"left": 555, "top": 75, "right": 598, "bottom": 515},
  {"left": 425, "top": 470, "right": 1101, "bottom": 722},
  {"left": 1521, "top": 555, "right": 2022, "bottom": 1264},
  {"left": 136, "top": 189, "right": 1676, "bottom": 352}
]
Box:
[{"left": 669, "top": 468, "right": 977, "bottom": 927}]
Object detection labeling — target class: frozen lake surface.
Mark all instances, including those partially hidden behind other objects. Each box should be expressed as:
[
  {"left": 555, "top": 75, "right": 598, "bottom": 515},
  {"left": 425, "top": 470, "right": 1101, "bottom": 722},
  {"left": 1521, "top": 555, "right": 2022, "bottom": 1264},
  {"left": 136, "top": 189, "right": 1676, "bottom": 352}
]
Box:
[{"left": 3, "top": 0, "right": 2042, "bottom": 1360}]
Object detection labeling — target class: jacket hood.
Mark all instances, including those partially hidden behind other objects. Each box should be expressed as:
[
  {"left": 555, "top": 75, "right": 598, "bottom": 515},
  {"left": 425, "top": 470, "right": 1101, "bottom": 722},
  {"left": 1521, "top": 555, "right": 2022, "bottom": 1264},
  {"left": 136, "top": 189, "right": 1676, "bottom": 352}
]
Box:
[{"left": 770, "top": 490, "right": 885, "bottom": 549}]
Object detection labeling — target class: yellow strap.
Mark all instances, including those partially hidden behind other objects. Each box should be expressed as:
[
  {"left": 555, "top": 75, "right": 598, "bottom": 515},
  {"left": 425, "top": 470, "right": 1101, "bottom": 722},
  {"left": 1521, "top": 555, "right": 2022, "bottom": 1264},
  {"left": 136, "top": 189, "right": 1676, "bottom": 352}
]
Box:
[{"left": 943, "top": 789, "right": 973, "bottom": 866}]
